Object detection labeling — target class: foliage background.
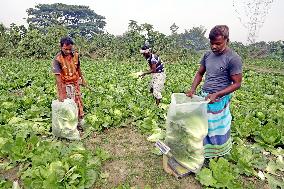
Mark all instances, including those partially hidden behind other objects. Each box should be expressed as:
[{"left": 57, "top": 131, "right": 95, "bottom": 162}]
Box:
[{"left": 0, "top": 3, "right": 283, "bottom": 62}]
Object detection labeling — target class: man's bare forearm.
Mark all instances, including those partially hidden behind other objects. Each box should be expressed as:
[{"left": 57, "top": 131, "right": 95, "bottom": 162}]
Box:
[
  {"left": 215, "top": 82, "right": 241, "bottom": 98},
  {"left": 190, "top": 72, "right": 203, "bottom": 92},
  {"left": 55, "top": 74, "right": 64, "bottom": 101}
]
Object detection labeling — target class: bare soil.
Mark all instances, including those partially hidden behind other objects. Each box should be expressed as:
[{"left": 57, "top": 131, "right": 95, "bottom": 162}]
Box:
[{"left": 86, "top": 126, "right": 202, "bottom": 189}]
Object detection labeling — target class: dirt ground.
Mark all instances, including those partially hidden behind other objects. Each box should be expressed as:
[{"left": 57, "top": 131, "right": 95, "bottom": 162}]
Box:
[{"left": 86, "top": 126, "right": 202, "bottom": 189}]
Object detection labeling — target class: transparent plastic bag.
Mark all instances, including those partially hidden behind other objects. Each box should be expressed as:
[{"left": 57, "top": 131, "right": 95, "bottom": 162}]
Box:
[
  {"left": 165, "top": 93, "right": 208, "bottom": 172},
  {"left": 52, "top": 99, "right": 80, "bottom": 140}
]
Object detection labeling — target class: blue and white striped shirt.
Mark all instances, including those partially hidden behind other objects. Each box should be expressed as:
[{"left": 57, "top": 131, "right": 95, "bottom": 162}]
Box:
[{"left": 147, "top": 54, "right": 164, "bottom": 73}]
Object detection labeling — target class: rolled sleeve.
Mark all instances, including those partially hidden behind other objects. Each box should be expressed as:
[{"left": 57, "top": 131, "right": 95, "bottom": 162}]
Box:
[
  {"left": 52, "top": 59, "right": 61, "bottom": 74},
  {"left": 200, "top": 51, "right": 211, "bottom": 66},
  {"left": 229, "top": 56, "right": 243, "bottom": 76}
]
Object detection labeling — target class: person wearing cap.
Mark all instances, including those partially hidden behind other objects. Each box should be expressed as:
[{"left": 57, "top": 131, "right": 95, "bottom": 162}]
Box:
[
  {"left": 52, "top": 37, "right": 87, "bottom": 132},
  {"left": 139, "top": 46, "right": 166, "bottom": 105},
  {"left": 186, "top": 25, "right": 243, "bottom": 158}
]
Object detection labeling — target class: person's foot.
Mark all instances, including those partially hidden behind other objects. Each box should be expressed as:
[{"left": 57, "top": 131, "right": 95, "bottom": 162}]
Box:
[
  {"left": 77, "top": 124, "right": 84, "bottom": 132},
  {"left": 203, "top": 158, "right": 210, "bottom": 167},
  {"left": 77, "top": 118, "right": 85, "bottom": 132},
  {"left": 156, "top": 98, "right": 161, "bottom": 106}
]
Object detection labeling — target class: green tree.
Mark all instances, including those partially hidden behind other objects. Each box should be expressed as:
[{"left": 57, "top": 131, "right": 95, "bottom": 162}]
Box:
[
  {"left": 230, "top": 41, "right": 249, "bottom": 59},
  {"left": 16, "top": 29, "right": 46, "bottom": 58},
  {"left": 281, "top": 41, "right": 284, "bottom": 61},
  {"left": 179, "top": 26, "right": 209, "bottom": 51},
  {"left": 90, "top": 33, "right": 117, "bottom": 58},
  {"left": 16, "top": 26, "right": 68, "bottom": 59},
  {"left": 267, "top": 41, "right": 283, "bottom": 59},
  {"left": 170, "top": 23, "right": 179, "bottom": 35},
  {"left": 247, "top": 41, "right": 269, "bottom": 58},
  {"left": 118, "top": 20, "right": 145, "bottom": 59},
  {"left": 128, "top": 20, "right": 142, "bottom": 32},
  {"left": 0, "top": 23, "right": 28, "bottom": 56},
  {"left": 0, "top": 23, "right": 9, "bottom": 57},
  {"left": 7, "top": 24, "right": 27, "bottom": 49},
  {"left": 26, "top": 3, "right": 106, "bottom": 38}
]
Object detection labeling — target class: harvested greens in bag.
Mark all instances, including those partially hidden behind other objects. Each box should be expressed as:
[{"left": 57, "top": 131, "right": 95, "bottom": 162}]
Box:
[
  {"left": 165, "top": 93, "right": 208, "bottom": 172},
  {"left": 52, "top": 99, "right": 80, "bottom": 140}
]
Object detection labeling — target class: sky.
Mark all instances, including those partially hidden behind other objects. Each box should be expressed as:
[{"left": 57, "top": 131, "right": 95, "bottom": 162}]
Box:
[{"left": 0, "top": 0, "right": 283, "bottom": 44}]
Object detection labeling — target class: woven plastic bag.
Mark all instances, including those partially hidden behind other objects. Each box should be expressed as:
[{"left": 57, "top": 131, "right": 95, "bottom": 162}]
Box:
[
  {"left": 52, "top": 99, "right": 80, "bottom": 140},
  {"left": 165, "top": 93, "right": 208, "bottom": 172}
]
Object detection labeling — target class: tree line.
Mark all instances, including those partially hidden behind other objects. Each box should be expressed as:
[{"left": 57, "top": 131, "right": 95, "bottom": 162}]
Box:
[{"left": 0, "top": 3, "right": 283, "bottom": 61}]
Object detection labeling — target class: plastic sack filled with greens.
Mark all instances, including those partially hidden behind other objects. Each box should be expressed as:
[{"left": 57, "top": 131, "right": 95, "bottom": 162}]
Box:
[
  {"left": 165, "top": 93, "right": 208, "bottom": 172},
  {"left": 52, "top": 99, "right": 80, "bottom": 140}
]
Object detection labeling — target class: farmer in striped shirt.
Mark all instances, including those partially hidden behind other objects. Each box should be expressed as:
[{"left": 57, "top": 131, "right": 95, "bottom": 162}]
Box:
[
  {"left": 139, "top": 45, "right": 166, "bottom": 105},
  {"left": 186, "top": 25, "right": 243, "bottom": 158}
]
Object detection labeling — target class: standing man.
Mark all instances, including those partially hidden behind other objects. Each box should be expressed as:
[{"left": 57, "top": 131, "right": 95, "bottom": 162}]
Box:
[
  {"left": 140, "top": 45, "right": 166, "bottom": 105},
  {"left": 186, "top": 25, "right": 243, "bottom": 158},
  {"left": 52, "top": 37, "right": 87, "bottom": 131}
]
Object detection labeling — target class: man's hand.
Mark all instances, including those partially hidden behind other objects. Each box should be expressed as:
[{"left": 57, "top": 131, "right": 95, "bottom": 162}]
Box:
[
  {"left": 59, "top": 95, "right": 65, "bottom": 102},
  {"left": 79, "top": 77, "right": 87, "bottom": 86},
  {"left": 139, "top": 73, "right": 146, "bottom": 78},
  {"left": 205, "top": 93, "right": 219, "bottom": 103},
  {"left": 81, "top": 80, "right": 87, "bottom": 87},
  {"left": 186, "top": 89, "right": 195, "bottom": 98}
]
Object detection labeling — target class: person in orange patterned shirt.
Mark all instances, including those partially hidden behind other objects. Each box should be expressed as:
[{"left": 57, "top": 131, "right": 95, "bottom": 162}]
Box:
[{"left": 52, "top": 37, "right": 87, "bottom": 132}]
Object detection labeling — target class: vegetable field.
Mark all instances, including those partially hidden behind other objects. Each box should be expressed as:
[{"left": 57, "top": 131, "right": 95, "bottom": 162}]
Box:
[{"left": 0, "top": 58, "right": 283, "bottom": 189}]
